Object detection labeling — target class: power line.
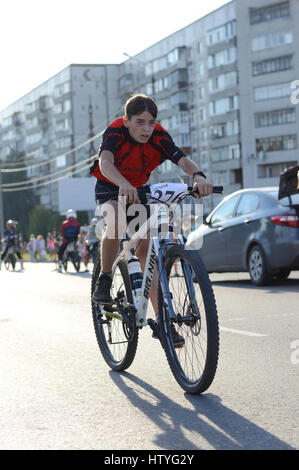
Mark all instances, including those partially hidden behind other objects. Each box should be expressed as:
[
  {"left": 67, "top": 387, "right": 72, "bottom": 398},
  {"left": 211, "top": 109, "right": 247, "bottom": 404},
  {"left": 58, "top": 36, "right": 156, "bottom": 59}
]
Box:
[
  {"left": 2, "top": 154, "right": 95, "bottom": 188},
  {"left": 0, "top": 115, "right": 109, "bottom": 168},
  {"left": 0, "top": 128, "right": 103, "bottom": 174},
  {"left": 2, "top": 157, "right": 97, "bottom": 192}
]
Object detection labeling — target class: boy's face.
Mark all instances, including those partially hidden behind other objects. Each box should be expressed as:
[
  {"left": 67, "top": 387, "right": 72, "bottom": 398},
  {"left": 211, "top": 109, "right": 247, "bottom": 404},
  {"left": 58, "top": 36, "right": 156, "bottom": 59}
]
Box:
[{"left": 123, "top": 111, "right": 156, "bottom": 143}]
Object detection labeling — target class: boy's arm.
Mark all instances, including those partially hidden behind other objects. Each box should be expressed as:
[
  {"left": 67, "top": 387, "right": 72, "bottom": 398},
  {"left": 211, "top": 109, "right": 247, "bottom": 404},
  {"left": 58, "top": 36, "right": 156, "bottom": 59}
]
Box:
[
  {"left": 99, "top": 151, "right": 140, "bottom": 202},
  {"left": 178, "top": 156, "right": 213, "bottom": 197}
]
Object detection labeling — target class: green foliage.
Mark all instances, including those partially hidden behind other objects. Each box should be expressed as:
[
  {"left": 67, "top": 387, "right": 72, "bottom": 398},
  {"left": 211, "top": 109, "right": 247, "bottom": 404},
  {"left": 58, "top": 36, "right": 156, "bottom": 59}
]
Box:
[
  {"left": 76, "top": 211, "right": 89, "bottom": 226},
  {"left": 2, "top": 151, "right": 35, "bottom": 239},
  {"left": 27, "top": 206, "right": 63, "bottom": 239}
]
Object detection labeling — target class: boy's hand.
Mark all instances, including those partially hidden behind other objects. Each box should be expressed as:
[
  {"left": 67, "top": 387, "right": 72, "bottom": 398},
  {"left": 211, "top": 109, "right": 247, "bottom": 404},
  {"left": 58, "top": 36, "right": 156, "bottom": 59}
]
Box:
[
  {"left": 192, "top": 176, "right": 213, "bottom": 198},
  {"left": 118, "top": 182, "right": 140, "bottom": 203}
]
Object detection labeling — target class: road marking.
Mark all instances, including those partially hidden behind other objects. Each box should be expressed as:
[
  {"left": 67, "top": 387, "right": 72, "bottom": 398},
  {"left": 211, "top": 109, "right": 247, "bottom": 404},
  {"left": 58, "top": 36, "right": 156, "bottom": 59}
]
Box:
[{"left": 220, "top": 326, "right": 268, "bottom": 337}]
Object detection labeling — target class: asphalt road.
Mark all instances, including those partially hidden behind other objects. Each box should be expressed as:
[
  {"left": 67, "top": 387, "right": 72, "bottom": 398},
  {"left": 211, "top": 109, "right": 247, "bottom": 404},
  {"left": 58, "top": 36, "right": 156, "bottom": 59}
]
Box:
[{"left": 0, "top": 261, "right": 298, "bottom": 450}]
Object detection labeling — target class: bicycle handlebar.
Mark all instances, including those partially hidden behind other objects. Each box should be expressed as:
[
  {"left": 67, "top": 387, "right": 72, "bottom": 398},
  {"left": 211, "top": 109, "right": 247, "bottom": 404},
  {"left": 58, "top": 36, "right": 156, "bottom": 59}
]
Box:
[
  {"left": 96, "top": 184, "right": 223, "bottom": 198},
  {"left": 188, "top": 185, "right": 223, "bottom": 195}
]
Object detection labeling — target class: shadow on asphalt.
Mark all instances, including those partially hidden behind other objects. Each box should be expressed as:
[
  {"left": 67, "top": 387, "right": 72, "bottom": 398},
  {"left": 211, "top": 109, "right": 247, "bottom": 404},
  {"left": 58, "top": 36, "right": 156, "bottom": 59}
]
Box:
[
  {"left": 211, "top": 278, "right": 299, "bottom": 293},
  {"left": 109, "top": 371, "right": 295, "bottom": 451},
  {"left": 57, "top": 270, "right": 92, "bottom": 278}
]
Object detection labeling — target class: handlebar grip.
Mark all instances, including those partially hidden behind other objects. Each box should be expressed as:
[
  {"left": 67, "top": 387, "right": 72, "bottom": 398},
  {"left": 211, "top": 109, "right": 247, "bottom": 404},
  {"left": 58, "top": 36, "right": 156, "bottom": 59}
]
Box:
[
  {"left": 188, "top": 185, "right": 224, "bottom": 195},
  {"left": 212, "top": 186, "right": 223, "bottom": 194}
]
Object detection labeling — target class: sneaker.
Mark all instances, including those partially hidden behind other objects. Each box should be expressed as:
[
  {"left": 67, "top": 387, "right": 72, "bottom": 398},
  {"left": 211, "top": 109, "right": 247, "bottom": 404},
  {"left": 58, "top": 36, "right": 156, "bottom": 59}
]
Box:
[
  {"left": 92, "top": 275, "right": 113, "bottom": 304},
  {"left": 152, "top": 314, "right": 185, "bottom": 348}
]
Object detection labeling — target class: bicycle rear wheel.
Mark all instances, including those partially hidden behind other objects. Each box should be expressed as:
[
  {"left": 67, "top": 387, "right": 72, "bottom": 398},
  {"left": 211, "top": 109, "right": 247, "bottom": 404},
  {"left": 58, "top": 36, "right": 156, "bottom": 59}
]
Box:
[
  {"left": 158, "top": 245, "right": 219, "bottom": 394},
  {"left": 72, "top": 253, "right": 80, "bottom": 272},
  {"left": 91, "top": 257, "right": 139, "bottom": 371}
]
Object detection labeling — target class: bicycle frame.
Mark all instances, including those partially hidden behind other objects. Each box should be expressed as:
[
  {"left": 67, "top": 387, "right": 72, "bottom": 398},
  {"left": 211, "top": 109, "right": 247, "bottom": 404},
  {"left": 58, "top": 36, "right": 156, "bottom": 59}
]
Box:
[{"left": 109, "top": 202, "right": 188, "bottom": 327}]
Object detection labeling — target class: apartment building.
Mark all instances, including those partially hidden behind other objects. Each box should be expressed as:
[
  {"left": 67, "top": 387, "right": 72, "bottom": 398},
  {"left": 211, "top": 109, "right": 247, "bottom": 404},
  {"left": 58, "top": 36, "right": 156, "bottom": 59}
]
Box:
[
  {"left": 119, "top": 1, "right": 239, "bottom": 211},
  {"left": 1, "top": 0, "right": 298, "bottom": 214},
  {"left": 0, "top": 64, "right": 119, "bottom": 210},
  {"left": 237, "top": 0, "right": 299, "bottom": 188},
  {"left": 119, "top": 0, "right": 298, "bottom": 209}
]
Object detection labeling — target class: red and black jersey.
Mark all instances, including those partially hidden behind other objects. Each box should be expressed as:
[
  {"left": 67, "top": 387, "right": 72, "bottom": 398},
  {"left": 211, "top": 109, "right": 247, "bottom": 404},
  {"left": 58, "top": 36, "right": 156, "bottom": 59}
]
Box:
[
  {"left": 61, "top": 218, "right": 80, "bottom": 243},
  {"left": 90, "top": 118, "right": 186, "bottom": 188}
]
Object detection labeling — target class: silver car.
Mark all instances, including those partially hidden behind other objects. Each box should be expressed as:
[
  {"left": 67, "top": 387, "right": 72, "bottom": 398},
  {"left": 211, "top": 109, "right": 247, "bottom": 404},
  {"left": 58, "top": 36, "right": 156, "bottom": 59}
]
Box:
[{"left": 186, "top": 187, "right": 299, "bottom": 285}]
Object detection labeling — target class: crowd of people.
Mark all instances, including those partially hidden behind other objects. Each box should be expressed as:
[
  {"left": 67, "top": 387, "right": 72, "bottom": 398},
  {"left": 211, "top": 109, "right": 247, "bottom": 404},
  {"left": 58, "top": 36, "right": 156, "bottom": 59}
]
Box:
[{"left": 0, "top": 213, "right": 102, "bottom": 271}]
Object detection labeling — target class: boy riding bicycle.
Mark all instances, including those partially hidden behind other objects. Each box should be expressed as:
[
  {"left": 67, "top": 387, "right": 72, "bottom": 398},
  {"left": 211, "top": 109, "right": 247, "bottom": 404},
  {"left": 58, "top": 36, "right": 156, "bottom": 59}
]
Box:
[{"left": 90, "top": 94, "right": 212, "bottom": 343}]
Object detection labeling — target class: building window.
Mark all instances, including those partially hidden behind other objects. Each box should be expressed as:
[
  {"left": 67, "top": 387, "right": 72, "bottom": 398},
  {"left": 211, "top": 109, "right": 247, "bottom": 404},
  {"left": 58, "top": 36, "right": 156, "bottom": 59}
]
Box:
[
  {"left": 211, "top": 147, "right": 229, "bottom": 162},
  {"left": 170, "top": 91, "right": 188, "bottom": 107},
  {"left": 256, "top": 135, "right": 297, "bottom": 153},
  {"left": 208, "top": 47, "right": 237, "bottom": 69},
  {"left": 252, "top": 30, "right": 292, "bottom": 52},
  {"left": 26, "top": 133, "right": 41, "bottom": 146},
  {"left": 119, "top": 73, "right": 133, "bottom": 89},
  {"left": 213, "top": 170, "right": 228, "bottom": 186},
  {"left": 200, "top": 129, "right": 207, "bottom": 143},
  {"left": 168, "top": 69, "right": 188, "bottom": 88},
  {"left": 2, "top": 116, "right": 13, "bottom": 127},
  {"left": 197, "top": 41, "right": 204, "bottom": 55},
  {"left": 209, "top": 95, "right": 238, "bottom": 116},
  {"left": 54, "top": 82, "right": 71, "bottom": 98},
  {"left": 178, "top": 133, "right": 190, "bottom": 147},
  {"left": 252, "top": 55, "right": 292, "bottom": 76},
  {"left": 211, "top": 120, "right": 239, "bottom": 139},
  {"left": 208, "top": 71, "right": 237, "bottom": 92},
  {"left": 255, "top": 108, "right": 296, "bottom": 127},
  {"left": 55, "top": 118, "right": 71, "bottom": 132},
  {"left": 2, "top": 129, "right": 15, "bottom": 141},
  {"left": 229, "top": 144, "right": 240, "bottom": 160},
  {"left": 56, "top": 155, "right": 66, "bottom": 168},
  {"left": 257, "top": 161, "right": 296, "bottom": 178},
  {"left": 254, "top": 82, "right": 291, "bottom": 101},
  {"left": 250, "top": 2, "right": 290, "bottom": 25},
  {"left": 198, "top": 86, "right": 205, "bottom": 100},
  {"left": 199, "top": 108, "right": 206, "bottom": 121},
  {"left": 198, "top": 63, "right": 205, "bottom": 77},
  {"left": 207, "top": 20, "right": 236, "bottom": 45},
  {"left": 55, "top": 136, "right": 72, "bottom": 150}
]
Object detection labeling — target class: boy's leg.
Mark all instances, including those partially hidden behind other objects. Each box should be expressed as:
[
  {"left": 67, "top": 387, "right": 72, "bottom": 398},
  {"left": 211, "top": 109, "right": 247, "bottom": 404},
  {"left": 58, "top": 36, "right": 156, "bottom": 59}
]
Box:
[
  {"left": 135, "top": 236, "right": 159, "bottom": 314},
  {"left": 92, "top": 200, "right": 126, "bottom": 304},
  {"left": 136, "top": 235, "right": 185, "bottom": 347},
  {"left": 58, "top": 242, "right": 67, "bottom": 271}
]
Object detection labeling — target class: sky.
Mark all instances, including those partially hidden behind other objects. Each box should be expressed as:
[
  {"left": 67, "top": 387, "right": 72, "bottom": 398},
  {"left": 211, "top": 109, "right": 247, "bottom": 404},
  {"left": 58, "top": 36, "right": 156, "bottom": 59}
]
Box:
[{"left": 1, "top": 0, "right": 229, "bottom": 112}]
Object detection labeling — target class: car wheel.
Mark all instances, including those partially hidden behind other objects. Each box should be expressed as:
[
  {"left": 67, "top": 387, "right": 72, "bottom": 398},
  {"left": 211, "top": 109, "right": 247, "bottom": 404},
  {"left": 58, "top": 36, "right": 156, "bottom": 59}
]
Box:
[{"left": 248, "top": 245, "right": 272, "bottom": 286}]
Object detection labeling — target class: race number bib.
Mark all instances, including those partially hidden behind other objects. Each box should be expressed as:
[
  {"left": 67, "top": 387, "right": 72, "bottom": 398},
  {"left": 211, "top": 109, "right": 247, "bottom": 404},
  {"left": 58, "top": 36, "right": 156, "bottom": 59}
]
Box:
[{"left": 148, "top": 183, "right": 189, "bottom": 205}]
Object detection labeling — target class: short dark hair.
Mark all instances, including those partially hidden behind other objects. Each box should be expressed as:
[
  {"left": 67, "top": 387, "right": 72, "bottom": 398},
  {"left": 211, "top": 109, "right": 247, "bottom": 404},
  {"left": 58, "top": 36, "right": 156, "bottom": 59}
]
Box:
[{"left": 125, "top": 94, "right": 158, "bottom": 120}]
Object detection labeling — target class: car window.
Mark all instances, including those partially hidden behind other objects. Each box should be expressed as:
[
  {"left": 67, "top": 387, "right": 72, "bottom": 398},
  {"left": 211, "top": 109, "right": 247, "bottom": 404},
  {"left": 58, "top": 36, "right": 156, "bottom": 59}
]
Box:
[
  {"left": 209, "top": 195, "right": 239, "bottom": 225},
  {"left": 235, "top": 194, "right": 260, "bottom": 216}
]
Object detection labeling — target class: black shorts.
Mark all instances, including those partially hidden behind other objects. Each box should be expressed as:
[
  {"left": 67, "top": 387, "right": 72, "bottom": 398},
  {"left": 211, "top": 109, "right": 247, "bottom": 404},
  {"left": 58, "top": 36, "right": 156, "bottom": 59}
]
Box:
[{"left": 95, "top": 180, "right": 151, "bottom": 230}]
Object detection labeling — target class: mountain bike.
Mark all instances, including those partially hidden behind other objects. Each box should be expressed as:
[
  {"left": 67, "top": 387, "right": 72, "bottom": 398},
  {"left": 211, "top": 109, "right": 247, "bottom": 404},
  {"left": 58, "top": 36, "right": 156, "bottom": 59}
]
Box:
[
  {"left": 3, "top": 245, "right": 17, "bottom": 271},
  {"left": 62, "top": 241, "right": 81, "bottom": 272},
  {"left": 91, "top": 182, "right": 223, "bottom": 394}
]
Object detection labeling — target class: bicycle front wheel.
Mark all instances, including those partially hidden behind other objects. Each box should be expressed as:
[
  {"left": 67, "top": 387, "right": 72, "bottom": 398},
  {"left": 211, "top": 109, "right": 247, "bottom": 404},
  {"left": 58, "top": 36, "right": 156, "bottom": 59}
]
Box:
[
  {"left": 158, "top": 245, "right": 219, "bottom": 394},
  {"left": 91, "top": 257, "right": 139, "bottom": 371}
]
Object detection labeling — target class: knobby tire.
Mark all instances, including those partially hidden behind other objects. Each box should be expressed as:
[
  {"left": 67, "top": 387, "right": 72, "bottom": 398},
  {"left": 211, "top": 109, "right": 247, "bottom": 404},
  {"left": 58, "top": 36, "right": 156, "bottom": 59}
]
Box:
[{"left": 158, "top": 245, "right": 219, "bottom": 394}]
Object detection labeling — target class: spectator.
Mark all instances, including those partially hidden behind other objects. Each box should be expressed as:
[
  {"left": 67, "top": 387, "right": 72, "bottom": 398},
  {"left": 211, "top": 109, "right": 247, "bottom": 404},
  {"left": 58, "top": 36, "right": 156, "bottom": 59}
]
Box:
[
  {"left": 28, "top": 235, "right": 36, "bottom": 262},
  {"left": 47, "top": 233, "right": 55, "bottom": 261},
  {"left": 37, "top": 235, "right": 46, "bottom": 261}
]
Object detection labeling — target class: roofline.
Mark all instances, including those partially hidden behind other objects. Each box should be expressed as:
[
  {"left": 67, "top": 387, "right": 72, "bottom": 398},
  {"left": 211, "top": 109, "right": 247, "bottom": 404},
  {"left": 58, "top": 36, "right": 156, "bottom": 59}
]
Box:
[
  {"left": 0, "top": 63, "right": 119, "bottom": 113},
  {"left": 122, "top": 0, "right": 234, "bottom": 61}
]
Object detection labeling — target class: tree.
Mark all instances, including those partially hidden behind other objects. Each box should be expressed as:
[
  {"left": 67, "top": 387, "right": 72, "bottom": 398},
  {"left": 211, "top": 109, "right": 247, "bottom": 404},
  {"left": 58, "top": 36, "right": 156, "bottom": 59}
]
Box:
[
  {"left": 27, "top": 206, "right": 63, "bottom": 239},
  {"left": 2, "top": 151, "right": 35, "bottom": 239}
]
